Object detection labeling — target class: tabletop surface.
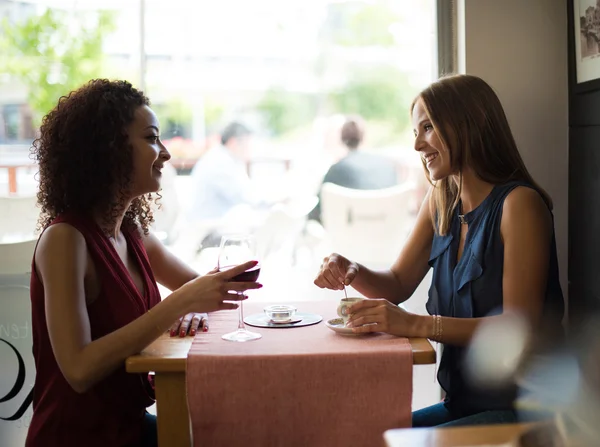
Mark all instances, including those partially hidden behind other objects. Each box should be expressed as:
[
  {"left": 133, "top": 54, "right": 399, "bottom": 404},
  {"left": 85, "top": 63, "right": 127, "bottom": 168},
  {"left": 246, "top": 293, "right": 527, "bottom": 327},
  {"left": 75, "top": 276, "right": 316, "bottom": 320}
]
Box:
[{"left": 127, "top": 314, "right": 436, "bottom": 373}]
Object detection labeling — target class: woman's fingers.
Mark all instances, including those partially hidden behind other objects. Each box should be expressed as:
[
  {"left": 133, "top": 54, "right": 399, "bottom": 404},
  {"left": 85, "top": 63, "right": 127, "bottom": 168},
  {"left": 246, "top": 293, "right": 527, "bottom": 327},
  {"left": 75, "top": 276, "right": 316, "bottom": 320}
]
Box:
[
  {"left": 314, "top": 273, "right": 338, "bottom": 290},
  {"left": 314, "top": 254, "right": 354, "bottom": 290},
  {"left": 179, "top": 313, "right": 194, "bottom": 337},
  {"left": 169, "top": 316, "right": 183, "bottom": 337},
  {"left": 322, "top": 269, "right": 344, "bottom": 290},
  {"left": 189, "top": 313, "right": 202, "bottom": 336},
  {"left": 219, "top": 302, "right": 240, "bottom": 310},
  {"left": 347, "top": 310, "right": 385, "bottom": 328},
  {"left": 348, "top": 298, "right": 385, "bottom": 313},
  {"left": 218, "top": 260, "right": 258, "bottom": 279},
  {"left": 222, "top": 292, "right": 249, "bottom": 301},
  {"left": 327, "top": 259, "right": 347, "bottom": 283},
  {"left": 346, "top": 300, "right": 389, "bottom": 329},
  {"left": 223, "top": 281, "right": 263, "bottom": 293},
  {"left": 345, "top": 264, "right": 358, "bottom": 285},
  {"left": 351, "top": 322, "right": 381, "bottom": 334},
  {"left": 200, "top": 315, "right": 209, "bottom": 332}
]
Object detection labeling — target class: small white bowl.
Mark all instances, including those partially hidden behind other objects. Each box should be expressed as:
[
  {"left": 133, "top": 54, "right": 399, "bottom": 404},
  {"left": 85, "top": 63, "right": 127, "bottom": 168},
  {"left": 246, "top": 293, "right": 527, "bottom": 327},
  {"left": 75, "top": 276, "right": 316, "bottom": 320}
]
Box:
[{"left": 264, "top": 305, "right": 297, "bottom": 323}]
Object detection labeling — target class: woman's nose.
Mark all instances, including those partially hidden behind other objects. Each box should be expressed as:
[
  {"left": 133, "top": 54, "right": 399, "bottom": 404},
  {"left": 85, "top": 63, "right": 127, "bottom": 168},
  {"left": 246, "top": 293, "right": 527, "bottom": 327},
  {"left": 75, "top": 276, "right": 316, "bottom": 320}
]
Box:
[
  {"left": 160, "top": 143, "right": 172, "bottom": 161},
  {"left": 414, "top": 135, "right": 425, "bottom": 152}
]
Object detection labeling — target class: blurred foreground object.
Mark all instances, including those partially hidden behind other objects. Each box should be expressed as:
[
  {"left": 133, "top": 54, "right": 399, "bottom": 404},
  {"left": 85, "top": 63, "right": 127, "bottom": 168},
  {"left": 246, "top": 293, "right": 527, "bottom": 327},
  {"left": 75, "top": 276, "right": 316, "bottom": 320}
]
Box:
[{"left": 466, "top": 314, "right": 600, "bottom": 446}]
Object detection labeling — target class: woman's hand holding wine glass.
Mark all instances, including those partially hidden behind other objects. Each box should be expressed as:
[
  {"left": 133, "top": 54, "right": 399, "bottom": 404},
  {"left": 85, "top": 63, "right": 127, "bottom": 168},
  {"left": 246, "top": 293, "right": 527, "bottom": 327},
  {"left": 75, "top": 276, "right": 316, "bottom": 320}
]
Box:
[{"left": 176, "top": 260, "right": 263, "bottom": 314}]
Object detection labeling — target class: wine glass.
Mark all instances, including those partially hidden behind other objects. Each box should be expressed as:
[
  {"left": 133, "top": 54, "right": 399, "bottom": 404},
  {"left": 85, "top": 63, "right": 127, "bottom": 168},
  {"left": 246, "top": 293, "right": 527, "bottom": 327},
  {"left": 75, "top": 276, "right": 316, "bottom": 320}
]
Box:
[{"left": 217, "top": 234, "right": 262, "bottom": 342}]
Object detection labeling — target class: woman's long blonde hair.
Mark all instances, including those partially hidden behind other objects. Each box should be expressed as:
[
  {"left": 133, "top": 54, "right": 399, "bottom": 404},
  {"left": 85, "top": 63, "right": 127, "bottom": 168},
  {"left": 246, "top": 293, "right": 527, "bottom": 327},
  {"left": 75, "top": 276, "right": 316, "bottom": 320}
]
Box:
[{"left": 411, "top": 74, "right": 551, "bottom": 235}]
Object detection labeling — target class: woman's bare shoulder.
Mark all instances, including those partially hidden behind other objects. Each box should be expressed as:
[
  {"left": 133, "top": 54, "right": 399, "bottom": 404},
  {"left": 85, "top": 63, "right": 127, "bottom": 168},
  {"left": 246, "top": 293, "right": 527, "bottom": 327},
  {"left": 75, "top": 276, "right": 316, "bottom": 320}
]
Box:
[{"left": 36, "top": 223, "right": 87, "bottom": 267}]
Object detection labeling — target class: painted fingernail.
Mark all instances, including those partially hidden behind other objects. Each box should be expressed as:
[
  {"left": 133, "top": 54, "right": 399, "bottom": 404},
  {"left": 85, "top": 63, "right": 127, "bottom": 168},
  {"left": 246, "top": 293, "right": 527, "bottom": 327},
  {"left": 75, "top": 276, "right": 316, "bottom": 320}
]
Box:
[
  {"left": 170, "top": 329, "right": 176, "bottom": 337},
  {"left": 190, "top": 329, "right": 196, "bottom": 336},
  {"left": 203, "top": 326, "right": 209, "bottom": 332},
  {"left": 180, "top": 330, "right": 186, "bottom": 337}
]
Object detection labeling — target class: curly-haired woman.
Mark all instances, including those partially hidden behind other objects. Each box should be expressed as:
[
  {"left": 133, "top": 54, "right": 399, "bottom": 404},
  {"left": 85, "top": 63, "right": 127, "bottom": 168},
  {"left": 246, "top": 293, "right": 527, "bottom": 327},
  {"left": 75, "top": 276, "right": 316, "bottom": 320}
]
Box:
[{"left": 25, "top": 80, "right": 261, "bottom": 447}]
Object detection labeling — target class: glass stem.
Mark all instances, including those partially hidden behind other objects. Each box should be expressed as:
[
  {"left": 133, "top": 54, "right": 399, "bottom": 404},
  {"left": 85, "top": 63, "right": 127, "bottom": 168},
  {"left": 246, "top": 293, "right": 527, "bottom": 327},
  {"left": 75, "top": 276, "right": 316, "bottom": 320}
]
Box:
[{"left": 238, "top": 293, "right": 245, "bottom": 330}]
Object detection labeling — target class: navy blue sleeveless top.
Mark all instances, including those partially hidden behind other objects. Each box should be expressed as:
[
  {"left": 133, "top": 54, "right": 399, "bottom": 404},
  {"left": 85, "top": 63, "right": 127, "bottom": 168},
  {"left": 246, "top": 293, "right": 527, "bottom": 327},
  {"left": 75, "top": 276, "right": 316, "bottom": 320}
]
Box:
[{"left": 426, "top": 181, "right": 564, "bottom": 414}]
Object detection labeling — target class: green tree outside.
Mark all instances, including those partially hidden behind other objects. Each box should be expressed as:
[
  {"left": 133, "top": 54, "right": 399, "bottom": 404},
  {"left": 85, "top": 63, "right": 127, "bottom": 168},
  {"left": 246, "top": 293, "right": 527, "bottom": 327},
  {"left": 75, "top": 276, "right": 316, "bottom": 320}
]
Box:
[
  {"left": 328, "top": 68, "right": 412, "bottom": 133},
  {"left": 329, "top": 3, "right": 400, "bottom": 47},
  {"left": 0, "top": 8, "right": 116, "bottom": 126},
  {"left": 256, "top": 89, "right": 317, "bottom": 136},
  {"left": 257, "top": 1, "right": 417, "bottom": 142}
]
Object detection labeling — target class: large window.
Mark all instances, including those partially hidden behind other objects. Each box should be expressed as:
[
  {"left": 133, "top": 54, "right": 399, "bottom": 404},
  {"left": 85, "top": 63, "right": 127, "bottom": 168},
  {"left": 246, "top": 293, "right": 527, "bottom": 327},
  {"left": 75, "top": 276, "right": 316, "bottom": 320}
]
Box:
[
  {"left": 0, "top": 0, "right": 439, "bottom": 261},
  {"left": 0, "top": 4, "right": 442, "bottom": 438}
]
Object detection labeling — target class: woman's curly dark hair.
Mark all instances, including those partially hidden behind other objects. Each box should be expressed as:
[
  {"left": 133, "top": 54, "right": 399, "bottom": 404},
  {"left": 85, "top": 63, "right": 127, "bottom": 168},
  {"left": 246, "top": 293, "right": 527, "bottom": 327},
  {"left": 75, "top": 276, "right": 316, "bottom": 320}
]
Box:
[{"left": 33, "top": 79, "right": 157, "bottom": 235}]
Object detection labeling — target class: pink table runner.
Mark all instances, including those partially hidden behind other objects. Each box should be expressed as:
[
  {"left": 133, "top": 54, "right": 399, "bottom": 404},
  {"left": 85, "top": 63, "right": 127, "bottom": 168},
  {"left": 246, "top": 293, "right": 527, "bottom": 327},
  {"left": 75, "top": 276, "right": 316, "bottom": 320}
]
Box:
[{"left": 186, "top": 300, "right": 413, "bottom": 447}]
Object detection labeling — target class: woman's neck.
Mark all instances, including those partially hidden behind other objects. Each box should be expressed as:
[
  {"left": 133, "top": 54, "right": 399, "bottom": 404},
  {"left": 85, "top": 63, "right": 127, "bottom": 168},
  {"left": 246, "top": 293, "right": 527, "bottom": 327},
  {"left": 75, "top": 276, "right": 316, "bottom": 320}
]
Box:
[
  {"left": 93, "top": 201, "right": 131, "bottom": 240},
  {"left": 455, "top": 168, "right": 495, "bottom": 214}
]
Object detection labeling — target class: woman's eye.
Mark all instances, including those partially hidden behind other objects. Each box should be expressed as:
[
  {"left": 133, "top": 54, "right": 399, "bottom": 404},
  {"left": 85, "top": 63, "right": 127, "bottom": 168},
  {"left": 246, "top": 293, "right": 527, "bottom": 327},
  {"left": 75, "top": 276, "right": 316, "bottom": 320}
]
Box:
[
  {"left": 424, "top": 124, "right": 433, "bottom": 131},
  {"left": 147, "top": 135, "right": 159, "bottom": 143}
]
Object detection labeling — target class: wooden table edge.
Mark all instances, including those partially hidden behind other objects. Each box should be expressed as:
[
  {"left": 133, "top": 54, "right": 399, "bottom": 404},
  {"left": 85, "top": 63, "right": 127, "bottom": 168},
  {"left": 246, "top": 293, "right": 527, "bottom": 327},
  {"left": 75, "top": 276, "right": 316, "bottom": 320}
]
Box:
[
  {"left": 126, "top": 337, "right": 436, "bottom": 373},
  {"left": 384, "top": 422, "right": 535, "bottom": 446}
]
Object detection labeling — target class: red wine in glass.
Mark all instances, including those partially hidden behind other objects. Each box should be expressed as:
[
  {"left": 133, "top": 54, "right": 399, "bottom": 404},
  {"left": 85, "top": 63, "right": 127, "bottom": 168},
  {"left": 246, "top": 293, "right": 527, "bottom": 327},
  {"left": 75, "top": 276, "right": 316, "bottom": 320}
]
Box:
[{"left": 220, "top": 264, "right": 261, "bottom": 282}]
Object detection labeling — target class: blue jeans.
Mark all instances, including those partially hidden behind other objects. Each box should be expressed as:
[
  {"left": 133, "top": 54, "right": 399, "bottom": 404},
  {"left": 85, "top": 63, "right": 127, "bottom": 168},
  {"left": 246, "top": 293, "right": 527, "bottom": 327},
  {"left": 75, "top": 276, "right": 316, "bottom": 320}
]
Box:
[
  {"left": 412, "top": 402, "right": 518, "bottom": 427},
  {"left": 141, "top": 412, "right": 158, "bottom": 447}
]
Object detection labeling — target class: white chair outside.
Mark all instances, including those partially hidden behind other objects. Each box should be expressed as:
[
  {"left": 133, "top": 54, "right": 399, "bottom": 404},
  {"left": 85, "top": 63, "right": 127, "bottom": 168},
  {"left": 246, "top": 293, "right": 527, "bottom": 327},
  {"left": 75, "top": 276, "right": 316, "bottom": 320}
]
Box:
[
  {"left": 0, "top": 239, "right": 37, "bottom": 276},
  {"left": 253, "top": 196, "right": 318, "bottom": 265},
  {"left": 0, "top": 195, "right": 39, "bottom": 242},
  {"left": 0, "top": 238, "right": 37, "bottom": 446},
  {"left": 320, "top": 182, "right": 417, "bottom": 267}
]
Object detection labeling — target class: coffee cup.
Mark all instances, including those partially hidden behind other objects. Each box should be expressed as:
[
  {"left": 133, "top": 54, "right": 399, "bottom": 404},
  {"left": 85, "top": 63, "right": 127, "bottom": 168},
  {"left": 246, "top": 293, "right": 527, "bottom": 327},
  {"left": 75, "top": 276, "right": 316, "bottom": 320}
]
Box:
[{"left": 337, "top": 297, "right": 366, "bottom": 325}]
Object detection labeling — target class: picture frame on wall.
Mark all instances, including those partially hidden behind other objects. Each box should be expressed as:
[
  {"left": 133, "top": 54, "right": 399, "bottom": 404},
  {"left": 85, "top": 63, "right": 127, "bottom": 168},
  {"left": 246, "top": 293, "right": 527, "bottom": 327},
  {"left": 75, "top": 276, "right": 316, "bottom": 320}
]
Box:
[{"left": 573, "top": 0, "right": 600, "bottom": 92}]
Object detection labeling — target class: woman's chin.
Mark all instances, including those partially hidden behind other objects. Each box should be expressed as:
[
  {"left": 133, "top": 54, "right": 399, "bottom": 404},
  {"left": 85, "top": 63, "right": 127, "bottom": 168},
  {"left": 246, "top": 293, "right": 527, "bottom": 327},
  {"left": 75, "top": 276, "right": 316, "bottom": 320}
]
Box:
[
  {"left": 131, "top": 183, "right": 161, "bottom": 198},
  {"left": 428, "top": 168, "right": 450, "bottom": 182},
  {"left": 428, "top": 170, "right": 442, "bottom": 182}
]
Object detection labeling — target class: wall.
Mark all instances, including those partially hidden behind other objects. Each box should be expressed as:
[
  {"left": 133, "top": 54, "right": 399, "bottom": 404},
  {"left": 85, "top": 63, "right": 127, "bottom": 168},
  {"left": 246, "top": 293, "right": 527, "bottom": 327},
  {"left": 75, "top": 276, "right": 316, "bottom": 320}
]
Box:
[{"left": 457, "top": 0, "right": 569, "bottom": 315}]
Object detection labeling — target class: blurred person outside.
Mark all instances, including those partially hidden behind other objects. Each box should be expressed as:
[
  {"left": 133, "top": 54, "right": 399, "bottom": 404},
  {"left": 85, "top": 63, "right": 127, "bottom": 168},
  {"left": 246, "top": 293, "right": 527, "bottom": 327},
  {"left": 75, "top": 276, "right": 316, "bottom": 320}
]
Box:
[
  {"left": 187, "top": 122, "right": 259, "bottom": 221},
  {"left": 308, "top": 115, "right": 398, "bottom": 223},
  {"left": 185, "top": 122, "right": 276, "bottom": 250}
]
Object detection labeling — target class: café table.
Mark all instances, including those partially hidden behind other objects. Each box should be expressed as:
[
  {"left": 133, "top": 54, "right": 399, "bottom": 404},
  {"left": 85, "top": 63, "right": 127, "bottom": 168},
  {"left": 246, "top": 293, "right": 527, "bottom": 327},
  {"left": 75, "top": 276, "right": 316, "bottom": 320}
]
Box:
[
  {"left": 127, "top": 304, "right": 436, "bottom": 447},
  {"left": 384, "top": 423, "right": 534, "bottom": 447}
]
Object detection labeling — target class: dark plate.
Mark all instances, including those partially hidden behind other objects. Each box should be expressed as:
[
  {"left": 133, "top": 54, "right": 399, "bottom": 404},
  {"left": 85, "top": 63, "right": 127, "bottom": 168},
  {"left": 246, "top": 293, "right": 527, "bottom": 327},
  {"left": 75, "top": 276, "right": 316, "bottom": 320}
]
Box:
[{"left": 244, "top": 312, "right": 323, "bottom": 329}]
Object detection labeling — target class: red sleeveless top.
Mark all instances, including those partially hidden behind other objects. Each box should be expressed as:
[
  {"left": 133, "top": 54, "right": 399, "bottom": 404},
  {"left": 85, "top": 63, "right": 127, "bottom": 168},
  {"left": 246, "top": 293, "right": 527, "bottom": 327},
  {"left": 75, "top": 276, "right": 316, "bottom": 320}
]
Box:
[{"left": 26, "top": 214, "right": 161, "bottom": 447}]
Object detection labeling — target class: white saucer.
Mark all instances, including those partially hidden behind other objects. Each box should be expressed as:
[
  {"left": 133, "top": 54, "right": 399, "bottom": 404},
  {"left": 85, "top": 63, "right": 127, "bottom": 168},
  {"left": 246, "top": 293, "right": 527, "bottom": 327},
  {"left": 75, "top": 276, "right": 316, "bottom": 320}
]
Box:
[{"left": 325, "top": 318, "right": 360, "bottom": 336}]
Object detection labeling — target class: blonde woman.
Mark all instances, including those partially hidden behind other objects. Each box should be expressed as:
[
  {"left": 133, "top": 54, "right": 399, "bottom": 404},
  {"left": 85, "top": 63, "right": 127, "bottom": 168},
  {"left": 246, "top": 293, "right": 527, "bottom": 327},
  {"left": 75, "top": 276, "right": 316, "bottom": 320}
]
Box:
[{"left": 314, "top": 74, "right": 564, "bottom": 427}]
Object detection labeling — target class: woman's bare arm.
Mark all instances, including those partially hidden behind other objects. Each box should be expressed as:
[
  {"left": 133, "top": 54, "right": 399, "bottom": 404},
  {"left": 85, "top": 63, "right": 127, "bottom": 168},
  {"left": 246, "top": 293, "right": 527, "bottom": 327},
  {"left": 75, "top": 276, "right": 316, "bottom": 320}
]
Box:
[{"left": 36, "top": 224, "right": 253, "bottom": 393}]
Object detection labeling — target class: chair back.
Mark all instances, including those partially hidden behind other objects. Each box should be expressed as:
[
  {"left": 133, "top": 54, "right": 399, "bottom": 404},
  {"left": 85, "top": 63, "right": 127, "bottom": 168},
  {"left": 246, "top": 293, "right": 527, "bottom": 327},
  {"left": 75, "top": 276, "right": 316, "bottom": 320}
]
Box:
[
  {"left": 0, "top": 195, "right": 39, "bottom": 241},
  {"left": 253, "top": 196, "right": 318, "bottom": 263},
  {"left": 0, "top": 239, "right": 37, "bottom": 276},
  {"left": 320, "top": 182, "right": 416, "bottom": 266},
  {"left": 0, "top": 239, "right": 37, "bottom": 446}
]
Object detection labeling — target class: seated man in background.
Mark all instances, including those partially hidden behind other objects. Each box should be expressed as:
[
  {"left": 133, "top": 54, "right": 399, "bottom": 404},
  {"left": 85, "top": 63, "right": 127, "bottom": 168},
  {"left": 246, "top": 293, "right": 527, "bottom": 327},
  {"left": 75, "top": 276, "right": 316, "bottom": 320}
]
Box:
[
  {"left": 186, "top": 121, "right": 274, "bottom": 250},
  {"left": 187, "top": 121, "right": 258, "bottom": 222},
  {"left": 308, "top": 115, "right": 398, "bottom": 222}
]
